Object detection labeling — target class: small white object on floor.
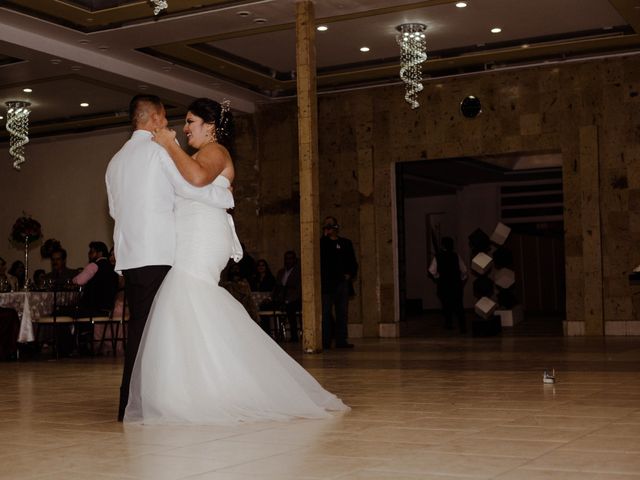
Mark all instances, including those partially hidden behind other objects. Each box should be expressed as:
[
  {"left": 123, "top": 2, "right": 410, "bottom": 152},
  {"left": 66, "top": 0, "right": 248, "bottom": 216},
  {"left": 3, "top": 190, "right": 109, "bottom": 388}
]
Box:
[{"left": 543, "top": 369, "right": 556, "bottom": 384}]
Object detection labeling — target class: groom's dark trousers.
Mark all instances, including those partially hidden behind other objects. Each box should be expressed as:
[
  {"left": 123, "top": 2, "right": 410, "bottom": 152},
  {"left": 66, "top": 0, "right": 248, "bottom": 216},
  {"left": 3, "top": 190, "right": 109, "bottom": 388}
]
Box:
[{"left": 118, "top": 265, "right": 171, "bottom": 421}]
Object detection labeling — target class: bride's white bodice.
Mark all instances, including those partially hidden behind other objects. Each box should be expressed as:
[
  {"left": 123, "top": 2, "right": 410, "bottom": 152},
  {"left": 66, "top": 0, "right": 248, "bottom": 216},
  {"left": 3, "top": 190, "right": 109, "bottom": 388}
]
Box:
[{"left": 174, "top": 175, "right": 233, "bottom": 284}]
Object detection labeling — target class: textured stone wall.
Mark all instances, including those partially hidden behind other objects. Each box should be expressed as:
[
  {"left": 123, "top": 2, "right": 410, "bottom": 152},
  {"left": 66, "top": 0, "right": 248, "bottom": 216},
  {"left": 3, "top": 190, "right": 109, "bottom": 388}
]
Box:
[{"left": 232, "top": 54, "right": 640, "bottom": 336}]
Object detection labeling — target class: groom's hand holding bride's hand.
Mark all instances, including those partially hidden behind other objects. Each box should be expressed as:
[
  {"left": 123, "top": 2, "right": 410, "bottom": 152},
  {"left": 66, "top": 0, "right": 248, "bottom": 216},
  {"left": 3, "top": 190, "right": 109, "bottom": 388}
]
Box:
[{"left": 152, "top": 127, "right": 177, "bottom": 149}]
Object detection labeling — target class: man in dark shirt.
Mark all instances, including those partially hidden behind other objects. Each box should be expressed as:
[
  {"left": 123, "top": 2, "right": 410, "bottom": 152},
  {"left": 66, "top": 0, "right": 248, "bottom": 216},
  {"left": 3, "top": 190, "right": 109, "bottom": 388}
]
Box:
[
  {"left": 73, "top": 241, "right": 119, "bottom": 315},
  {"left": 320, "top": 216, "right": 358, "bottom": 349}
]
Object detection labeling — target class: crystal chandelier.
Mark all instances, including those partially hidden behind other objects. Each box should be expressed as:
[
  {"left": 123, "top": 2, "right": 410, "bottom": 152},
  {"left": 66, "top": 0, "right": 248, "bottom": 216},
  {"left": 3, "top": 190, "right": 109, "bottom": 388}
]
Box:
[
  {"left": 5, "top": 101, "right": 31, "bottom": 171},
  {"left": 150, "top": 0, "right": 168, "bottom": 15},
  {"left": 396, "top": 23, "right": 427, "bottom": 109}
]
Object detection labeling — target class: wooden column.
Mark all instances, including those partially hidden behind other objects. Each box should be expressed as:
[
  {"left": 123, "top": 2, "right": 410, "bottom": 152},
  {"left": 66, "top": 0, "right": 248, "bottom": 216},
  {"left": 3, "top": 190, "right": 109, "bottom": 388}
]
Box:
[
  {"left": 580, "top": 125, "right": 604, "bottom": 335},
  {"left": 295, "top": 0, "right": 322, "bottom": 352}
]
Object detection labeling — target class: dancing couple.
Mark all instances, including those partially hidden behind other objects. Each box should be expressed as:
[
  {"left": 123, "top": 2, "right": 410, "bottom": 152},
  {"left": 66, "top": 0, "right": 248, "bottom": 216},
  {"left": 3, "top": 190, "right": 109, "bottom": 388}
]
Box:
[{"left": 106, "top": 95, "right": 348, "bottom": 424}]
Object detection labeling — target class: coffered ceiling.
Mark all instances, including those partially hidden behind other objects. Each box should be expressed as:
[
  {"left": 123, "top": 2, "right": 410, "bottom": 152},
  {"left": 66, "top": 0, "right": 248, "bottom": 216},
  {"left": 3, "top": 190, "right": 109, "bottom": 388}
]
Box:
[{"left": 1, "top": 0, "right": 639, "bottom": 140}]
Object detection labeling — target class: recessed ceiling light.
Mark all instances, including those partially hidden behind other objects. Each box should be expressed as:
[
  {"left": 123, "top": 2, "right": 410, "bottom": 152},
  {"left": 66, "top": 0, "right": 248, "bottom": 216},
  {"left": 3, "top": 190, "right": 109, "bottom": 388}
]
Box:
[
  {"left": 317, "top": 25, "right": 328, "bottom": 31},
  {"left": 71, "top": 65, "right": 82, "bottom": 71},
  {"left": 236, "top": 10, "right": 251, "bottom": 16},
  {"left": 23, "top": 88, "right": 32, "bottom": 93},
  {"left": 50, "top": 58, "right": 62, "bottom": 65},
  {"left": 253, "top": 17, "right": 267, "bottom": 24},
  {"left": 80, "top": 102, "right": 89, "bottom": 107},
  {"left": 360, "top": 46, "right": 370, "bottom": 52},
  {"left": 138, "top": 84, "right": 148, "bottom": 90},
  {"left": 491, "top": 27, "right": 502, "bottom": 33},
  {"left": 98, "top": 45, "right": 109, "bottom": 51},
  {"left": 0, "top": 116, "right": 4, "bottom": 120},
  {"left": 78, "top": 39, "right": 90, "bottom": 44},
  {"left": 455, "top": 2, "right": 467, "bottom": 7},
  {"left": 521, "top": 43, "right": 530, "bottom": 48}
]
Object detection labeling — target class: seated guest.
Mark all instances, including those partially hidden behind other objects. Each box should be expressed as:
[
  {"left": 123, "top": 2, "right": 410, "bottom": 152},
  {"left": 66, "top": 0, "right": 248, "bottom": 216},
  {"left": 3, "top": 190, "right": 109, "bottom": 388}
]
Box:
[
  {"left": 220, "top": 260, "right": 259, "bottom": 323},
  {"left": 8, "top": 261, "right": 25, "bottom": 290},
  {"left": 0, "top": 257, "right": 19, "bottom": 292},
  {"left": 43, "top": 248, "right": 76, "bottom": 289},
  {"left": 250, "top": 258, "right": 276, "bottom": 293},
  {"left": 73, "top": 241, "right": 119, "bottom": 314},
  {"left": 33, "top": 269, "right": 46, "bottom": 290},
  {"left": 273, "top": 251, "right": 302, "bottom": 342},
  {"left": 72, "top": 242, "right": 118, "bottom": 355}
]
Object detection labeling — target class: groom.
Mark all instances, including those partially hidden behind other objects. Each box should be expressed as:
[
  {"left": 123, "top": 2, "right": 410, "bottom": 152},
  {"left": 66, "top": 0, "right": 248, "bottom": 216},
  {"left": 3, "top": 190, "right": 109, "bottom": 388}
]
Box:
[{"left": 106, "top": 94, "right": 234, "bottom": 421}]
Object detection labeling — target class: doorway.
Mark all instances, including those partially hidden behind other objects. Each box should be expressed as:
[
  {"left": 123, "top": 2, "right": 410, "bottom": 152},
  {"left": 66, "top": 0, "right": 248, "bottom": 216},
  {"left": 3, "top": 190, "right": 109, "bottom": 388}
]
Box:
[{"left": 395, "top": 153, "right": 566, "bottom": 336}]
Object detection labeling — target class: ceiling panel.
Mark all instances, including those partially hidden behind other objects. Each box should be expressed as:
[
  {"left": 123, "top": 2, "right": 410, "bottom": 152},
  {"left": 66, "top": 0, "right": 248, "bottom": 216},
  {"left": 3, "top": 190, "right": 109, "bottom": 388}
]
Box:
[{"left": 0, "top": 0, "right": 639, "bottom": 138}]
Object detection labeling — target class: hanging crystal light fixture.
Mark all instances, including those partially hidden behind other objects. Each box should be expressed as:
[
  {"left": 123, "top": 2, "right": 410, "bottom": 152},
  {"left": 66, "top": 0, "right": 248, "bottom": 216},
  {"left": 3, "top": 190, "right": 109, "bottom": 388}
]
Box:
[
  {"left": 5, "top": 101, "right": 31, "bottom": 171},
  {"left": 396, "top": 23, "right": 427, "bottom": 109},
  {"left": 150, "top": 0, "right": 168, "bottom": 15}
]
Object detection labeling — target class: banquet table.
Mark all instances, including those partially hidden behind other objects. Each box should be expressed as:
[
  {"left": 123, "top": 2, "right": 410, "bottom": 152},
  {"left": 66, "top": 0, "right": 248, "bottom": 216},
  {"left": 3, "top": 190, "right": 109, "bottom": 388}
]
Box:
[{"left": 0, "top": 291, "right": 78, "bottom": 343}]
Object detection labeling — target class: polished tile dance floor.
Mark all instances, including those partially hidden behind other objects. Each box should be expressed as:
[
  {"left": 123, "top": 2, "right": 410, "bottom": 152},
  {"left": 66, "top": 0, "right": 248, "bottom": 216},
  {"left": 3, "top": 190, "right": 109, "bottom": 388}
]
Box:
[{"left": 1, "top": 336, "right": 640, "bottom": 479}]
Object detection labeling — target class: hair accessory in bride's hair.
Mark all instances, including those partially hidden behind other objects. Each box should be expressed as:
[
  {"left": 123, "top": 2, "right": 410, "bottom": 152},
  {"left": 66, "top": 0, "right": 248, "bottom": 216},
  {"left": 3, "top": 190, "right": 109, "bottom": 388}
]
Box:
[{"left": 217, "top": 99, "right": 231, "bottom": 140}]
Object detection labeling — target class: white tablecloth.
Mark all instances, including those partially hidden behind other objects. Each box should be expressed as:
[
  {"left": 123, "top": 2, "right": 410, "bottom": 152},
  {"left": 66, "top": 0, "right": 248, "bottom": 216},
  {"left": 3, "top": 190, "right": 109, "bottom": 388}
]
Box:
[{"left": 0, "top": 291, "right": 78, "bottom": 343}]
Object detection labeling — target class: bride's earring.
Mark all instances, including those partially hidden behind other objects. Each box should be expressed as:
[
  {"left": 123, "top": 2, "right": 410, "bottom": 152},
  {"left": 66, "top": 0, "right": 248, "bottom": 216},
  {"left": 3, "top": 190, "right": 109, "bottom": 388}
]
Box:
[{"left": 207, "top": 128, "right": 217, "bottom": 144}]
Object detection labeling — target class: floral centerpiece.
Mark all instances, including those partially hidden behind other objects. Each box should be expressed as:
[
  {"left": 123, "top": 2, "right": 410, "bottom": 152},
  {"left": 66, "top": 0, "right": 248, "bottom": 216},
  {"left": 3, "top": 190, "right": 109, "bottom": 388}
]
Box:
[
  {"left": 9, "top": 214, "right": 42, "bottom": 290},
  {"left": 10, "top": 215, "right": 42, "bottom": 245}
]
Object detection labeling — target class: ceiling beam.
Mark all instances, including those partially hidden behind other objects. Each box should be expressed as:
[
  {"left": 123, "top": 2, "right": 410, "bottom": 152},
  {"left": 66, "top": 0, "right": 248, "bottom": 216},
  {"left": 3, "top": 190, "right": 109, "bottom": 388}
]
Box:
[{"left": 0, "top": 20, "right": 255, "bottom": 112}]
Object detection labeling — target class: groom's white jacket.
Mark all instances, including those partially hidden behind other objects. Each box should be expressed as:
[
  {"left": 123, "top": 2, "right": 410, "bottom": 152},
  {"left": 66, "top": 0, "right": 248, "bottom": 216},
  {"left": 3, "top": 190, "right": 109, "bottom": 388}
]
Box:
[{"left": 106, "top": 130, "right": 234, "bottom": 273}]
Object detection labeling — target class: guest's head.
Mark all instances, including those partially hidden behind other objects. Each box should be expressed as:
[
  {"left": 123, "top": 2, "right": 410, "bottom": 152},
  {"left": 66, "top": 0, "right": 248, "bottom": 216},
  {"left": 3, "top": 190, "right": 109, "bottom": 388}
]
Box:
[
  {"left": 129, "top": 94, "right": 167, "bottom": 131},
  {"left": 88, "top": 241, "right": 109, "bottom": 261},
  {"left": 256, "top": 259, "right": 272, "bottom": 277},
  {"left": 0, "top": 257, "right": 7, "bottom": 276},
  {"left": 50, "top": 248, "right": 67, "bottom": 273},
  {"left": 8, "top": 260, "right": 24, "bottom": 280},
  {"left": 40, "top": 238, "right": 62, "bottom": 259},
  {"left": 228, "top": 262, "right": 243, "bottom": 282},
  {"left": 323, "top": 216, "right": 340, "bottom": 238},
  {"left": 283, "top": 251, "right": 297, "bottom": 270},
  {"left": 185, "top": 98, "right": 234, "bottom": 149},
  {"left": 33, "top": 269, "right": 46, "bottom": 288}
]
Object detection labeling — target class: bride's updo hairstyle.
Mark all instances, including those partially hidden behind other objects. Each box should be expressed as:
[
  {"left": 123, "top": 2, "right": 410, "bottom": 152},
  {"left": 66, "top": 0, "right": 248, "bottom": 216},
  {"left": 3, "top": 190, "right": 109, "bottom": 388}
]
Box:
[{"left": 187, "top": 98, "right": 234, "bottom": 149}]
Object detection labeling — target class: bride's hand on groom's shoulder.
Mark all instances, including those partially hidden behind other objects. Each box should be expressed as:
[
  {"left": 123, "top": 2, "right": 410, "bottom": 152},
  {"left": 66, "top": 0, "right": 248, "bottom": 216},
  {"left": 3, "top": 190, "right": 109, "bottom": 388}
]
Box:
[{"left": 152, "top": 128, "right": 176, "bottom": 149}]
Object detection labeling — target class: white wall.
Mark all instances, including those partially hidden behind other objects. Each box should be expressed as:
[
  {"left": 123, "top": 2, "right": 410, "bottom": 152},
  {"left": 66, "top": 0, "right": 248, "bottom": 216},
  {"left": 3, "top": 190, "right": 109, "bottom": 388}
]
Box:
[
  {"left": 403, "top": 183, "right": 500, "bottom": 310},
  {"left": 0, "top": 126, "right": 131, "bottom": 274}
]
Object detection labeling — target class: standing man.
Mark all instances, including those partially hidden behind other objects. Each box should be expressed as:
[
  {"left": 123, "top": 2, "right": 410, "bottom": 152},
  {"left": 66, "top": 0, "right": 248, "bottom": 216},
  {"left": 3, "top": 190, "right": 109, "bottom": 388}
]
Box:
[
  {"left": 320, "top": 216, "right": 358, "bottom": 349},
  {"left": 106, "top": 94, "right": 234, "bottom": 421},
  {"left": 428, "top": 236, "right": 468, "bottom": 333}
]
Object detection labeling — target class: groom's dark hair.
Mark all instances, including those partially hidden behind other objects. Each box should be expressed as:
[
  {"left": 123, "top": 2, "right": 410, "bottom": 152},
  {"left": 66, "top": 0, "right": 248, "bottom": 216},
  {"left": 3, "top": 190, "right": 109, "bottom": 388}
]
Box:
[{"left": 129, "top": 94, "right": 163, "bottom": 126}]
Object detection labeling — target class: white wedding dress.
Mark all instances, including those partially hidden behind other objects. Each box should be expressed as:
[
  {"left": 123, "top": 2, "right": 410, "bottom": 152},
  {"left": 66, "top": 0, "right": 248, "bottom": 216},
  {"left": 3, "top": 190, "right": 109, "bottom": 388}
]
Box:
[{"left": 125, "top": 176, "right": 348, "bottom": 424}]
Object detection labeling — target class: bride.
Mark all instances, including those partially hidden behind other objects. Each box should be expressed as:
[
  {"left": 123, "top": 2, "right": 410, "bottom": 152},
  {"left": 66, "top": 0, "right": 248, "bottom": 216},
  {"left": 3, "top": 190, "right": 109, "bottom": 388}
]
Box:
[{"left": 124, "top": 98, "right": 349, "bottom": 424}]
